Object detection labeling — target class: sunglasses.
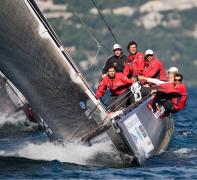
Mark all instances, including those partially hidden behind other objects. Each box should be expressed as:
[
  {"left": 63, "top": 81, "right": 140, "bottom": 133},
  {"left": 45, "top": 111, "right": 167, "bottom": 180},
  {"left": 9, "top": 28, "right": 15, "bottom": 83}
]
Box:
[
  {"left": 113, "top": 49, "right": 121, "bottom": 51},
  {"left": 174, "top": 78, "right": 182, "bottom": 82}
]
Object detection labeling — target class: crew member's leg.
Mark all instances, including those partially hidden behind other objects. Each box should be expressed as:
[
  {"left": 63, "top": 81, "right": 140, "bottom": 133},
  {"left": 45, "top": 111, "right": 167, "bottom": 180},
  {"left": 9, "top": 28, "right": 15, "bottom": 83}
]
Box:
[
  {"left": 152, "top": 91, "right": 168, "bottom": 112},
  {"left": 162, "top": 100, "right": 173, "bottom": 113},
  {"left": 141, "top": 86, "right": 152, "bottom": 98},
  {"left": 108, "top": 95, "right": 118, "bottom": 112}
]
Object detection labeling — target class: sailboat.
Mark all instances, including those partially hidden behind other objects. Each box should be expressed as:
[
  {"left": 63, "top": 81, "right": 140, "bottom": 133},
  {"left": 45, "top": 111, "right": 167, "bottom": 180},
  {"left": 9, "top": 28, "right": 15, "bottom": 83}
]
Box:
[{"left": 0, "top": 0, "right": 173, "bottom": 166}]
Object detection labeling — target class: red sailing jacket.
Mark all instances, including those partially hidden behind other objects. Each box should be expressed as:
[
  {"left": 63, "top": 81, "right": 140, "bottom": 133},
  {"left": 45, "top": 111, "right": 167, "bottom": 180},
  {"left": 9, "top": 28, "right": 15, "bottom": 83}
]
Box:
[
  {"left": 171, "top": 83, "right": 187, "bottom": 112},
  {"left": 123, "top": 52, "right": 144, "bottom": 77},
  {"left": 158, "top": 82, "right": 187, "bottom": 112},
  {"left": 143, "top": 57, "right": 166, "bottom": 80},
  {"left": 95, "top": 73, "right": 133, "bottom": 98}
]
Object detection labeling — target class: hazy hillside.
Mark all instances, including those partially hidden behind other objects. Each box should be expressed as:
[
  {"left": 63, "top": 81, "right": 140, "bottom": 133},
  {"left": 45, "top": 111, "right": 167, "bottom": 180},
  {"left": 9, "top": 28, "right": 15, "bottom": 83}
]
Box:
[{"left": 35, "top": 0, "right": 197, "bottom": 87}]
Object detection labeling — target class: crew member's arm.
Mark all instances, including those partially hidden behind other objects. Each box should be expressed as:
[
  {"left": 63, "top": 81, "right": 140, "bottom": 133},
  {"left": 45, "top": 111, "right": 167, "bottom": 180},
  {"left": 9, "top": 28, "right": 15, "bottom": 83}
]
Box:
[
  {"left": 123, "top": 61, "right": 130, "bottom": 76},
  {"left": 95, "top": 79, "right": 107, "bottom": 99},
  {"left": 121, "top": 75, "right": 134, "bottom": 85},
  {"left": 156, "top": 83, "right": 180, "bottom": 94},
  {"left": 137, "top": 55, "right": 145, "bottom": 75},
  {"left": 138, "top": 76, "right": 167, "bottom": 85},
  {"left": 173, "top": 95, "right": 187, "bottom": 110}
]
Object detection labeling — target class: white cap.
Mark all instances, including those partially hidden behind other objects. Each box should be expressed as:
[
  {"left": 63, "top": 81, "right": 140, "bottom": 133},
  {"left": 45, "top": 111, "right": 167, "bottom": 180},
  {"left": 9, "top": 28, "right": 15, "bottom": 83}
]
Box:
[
  {"left": 112, "top": 43, "right": 122, "bottom": 51},
  {"left": 145, "top": 49, "right": 154, "bottom": 56},
  {"left": 168, "top": 67, "right": 178, "bottom": 73}
]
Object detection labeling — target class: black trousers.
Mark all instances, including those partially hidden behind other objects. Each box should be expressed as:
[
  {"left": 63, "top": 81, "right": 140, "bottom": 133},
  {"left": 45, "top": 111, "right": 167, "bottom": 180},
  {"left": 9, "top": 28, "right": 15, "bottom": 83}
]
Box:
[{"left": 152, "top": 92, "right": 173, "bottom": 113}]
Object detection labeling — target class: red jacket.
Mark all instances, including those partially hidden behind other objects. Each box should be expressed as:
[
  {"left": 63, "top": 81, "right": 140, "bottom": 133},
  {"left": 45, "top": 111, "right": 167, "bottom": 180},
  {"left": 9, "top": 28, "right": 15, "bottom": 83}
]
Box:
[
  {"left": 143, "top": 57, "right": 166, "bottom": 80},
  {"left": 158, "top": 82, "right": 187, "bottom": 112},
  {"left": 171, "top": 83, "right": 187, "bottom": 112},
  {"left": 95, "top": 73, "right": 133, "bottom": 98},
  {"left": 123, "top": 52, "right": 144, "bottom": 77}
]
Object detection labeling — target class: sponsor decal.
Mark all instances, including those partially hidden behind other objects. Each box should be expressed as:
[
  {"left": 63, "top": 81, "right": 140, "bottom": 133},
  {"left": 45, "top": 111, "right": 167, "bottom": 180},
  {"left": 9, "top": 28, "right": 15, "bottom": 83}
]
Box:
[{"left": 124, "top": 114, "right": 154, "bottom": 156}]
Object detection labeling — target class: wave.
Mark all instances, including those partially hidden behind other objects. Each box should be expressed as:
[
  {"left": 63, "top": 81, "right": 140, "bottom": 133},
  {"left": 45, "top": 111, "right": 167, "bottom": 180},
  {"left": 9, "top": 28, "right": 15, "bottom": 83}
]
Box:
[
  {"left": 0, "top": 111, "right": 26, "bottom": 127},
  {"left": 0, "top": 141, "right": 124, "bottom": 167},
  {"left": 173, "top": 147, "right": 197, "bottom": 157},
  {"left": 0, "top": 111, "right": 39, "bottom": 132}
]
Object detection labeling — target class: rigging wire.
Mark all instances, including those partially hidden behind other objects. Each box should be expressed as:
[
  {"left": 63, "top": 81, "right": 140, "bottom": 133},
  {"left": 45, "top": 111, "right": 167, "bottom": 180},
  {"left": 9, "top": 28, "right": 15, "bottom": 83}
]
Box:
[
  {"left": 81, "top": 93, "right": 152, "bottom": 142},
  {"left": 105, "top": 90, "right": 132, "bottom": 111},
  {"left": 91, "top": 0, "right": 119, "bottom": 44},
  {"left": 63, "top": 0, "right": 128, "bottom": 117},
  {"left": 64, "top": 0, "right": 111, "bottom": 56}
]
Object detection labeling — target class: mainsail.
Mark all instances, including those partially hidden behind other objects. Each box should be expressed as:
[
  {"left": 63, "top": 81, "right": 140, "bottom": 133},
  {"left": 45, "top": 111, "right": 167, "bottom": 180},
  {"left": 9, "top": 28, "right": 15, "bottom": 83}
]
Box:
[{"left": 0, "top": 0, "right": 108, "bottom": 141}]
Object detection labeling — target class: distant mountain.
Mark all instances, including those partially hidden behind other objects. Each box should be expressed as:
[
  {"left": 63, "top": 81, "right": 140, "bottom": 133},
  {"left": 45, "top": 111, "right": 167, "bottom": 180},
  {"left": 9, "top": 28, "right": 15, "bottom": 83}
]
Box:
[{"left": 36, "top": 0, "right": 197, "bottom": 87}]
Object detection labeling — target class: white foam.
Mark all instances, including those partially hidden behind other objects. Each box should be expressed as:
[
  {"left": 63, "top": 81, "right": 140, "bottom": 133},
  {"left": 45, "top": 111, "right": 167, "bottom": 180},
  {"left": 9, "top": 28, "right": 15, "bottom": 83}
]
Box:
[
  {"left": 172, "top": 147, "right": 197, "bottom": 159},
  {"left": 0, "top": 111, "right": 27, "bottom": 128},
  {"left": 0, "top": 141, "right": 121, "bottom": 166},
  {"left": 174, "top": 148, "right": 196, "bottom": 154}
]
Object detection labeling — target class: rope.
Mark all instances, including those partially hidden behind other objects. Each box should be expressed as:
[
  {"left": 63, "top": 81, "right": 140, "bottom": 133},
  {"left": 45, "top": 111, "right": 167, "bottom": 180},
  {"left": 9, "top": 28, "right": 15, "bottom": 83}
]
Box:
[
  {"left": 91, "top": 0, "right": 119, "bottom": 44},
  {"left": 112, "top": 92, "right": 134, "bottom": 112},
  {"left": 105, "top": 90, "right": 132, "bottom": 111},
  {"left": 89, "top": 45, "right": 101, "bottom": 69}
]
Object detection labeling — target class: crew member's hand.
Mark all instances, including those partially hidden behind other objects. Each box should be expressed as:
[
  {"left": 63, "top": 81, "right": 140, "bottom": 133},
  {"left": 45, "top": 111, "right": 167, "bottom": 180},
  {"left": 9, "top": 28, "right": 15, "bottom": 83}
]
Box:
[
  {"left": 151, "top": 89, "right": 157, "bottom": 94},
  {"left": 138, "top": 76, "right": 147, "bottom": 81},
  {"left": 131, "top": 76, "right": 138, "bottom": 82}
]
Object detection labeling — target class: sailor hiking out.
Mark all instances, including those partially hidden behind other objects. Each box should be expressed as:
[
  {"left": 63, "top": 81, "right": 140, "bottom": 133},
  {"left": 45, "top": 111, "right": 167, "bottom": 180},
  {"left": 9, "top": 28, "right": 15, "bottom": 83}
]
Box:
[{"left": 151, "top": 73, "right": 187, "bottom": 114}]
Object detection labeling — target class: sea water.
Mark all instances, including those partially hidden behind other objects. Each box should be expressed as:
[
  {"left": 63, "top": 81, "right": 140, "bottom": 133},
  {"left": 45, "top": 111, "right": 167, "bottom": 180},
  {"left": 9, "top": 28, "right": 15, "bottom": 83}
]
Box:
[{"left": 0, "top": 88, "right": 197, "bottom": 179}]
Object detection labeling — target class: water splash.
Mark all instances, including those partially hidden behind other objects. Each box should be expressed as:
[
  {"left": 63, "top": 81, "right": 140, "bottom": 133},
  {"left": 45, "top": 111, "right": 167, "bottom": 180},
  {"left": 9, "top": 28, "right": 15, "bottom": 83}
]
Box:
[
  {"left": 0, "top": 141, "right": 123, "bottom": 166},
  {"left": 0, "top": 111, "right": 26, "bottom": 128},
  {"left": 0, "top": 111, "right": 39, "bottom": 132},
  {"left": 168, "top": 147, "right": 197, "bottom": 160}
]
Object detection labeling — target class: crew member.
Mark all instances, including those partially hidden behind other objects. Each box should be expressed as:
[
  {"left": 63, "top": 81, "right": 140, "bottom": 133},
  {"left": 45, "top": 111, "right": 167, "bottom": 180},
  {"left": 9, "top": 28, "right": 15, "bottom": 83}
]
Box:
[
  {"left": 142, "top": 49, "right": 166, "bottom": 81},
  {"left": 96, "top": 66, "right": 134, "bottom": 112},
  {"left": 152, "top": 73, "right": 187, "bottom": 114},
  {"left": 102, "top": 44, "right": 127, "bottom": 78},
  {"left": 138, "top": 66, "right": 179, "bottom": 85},
  {"left": 123, "top": 41, "right": 144, "bottom": 77}
]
